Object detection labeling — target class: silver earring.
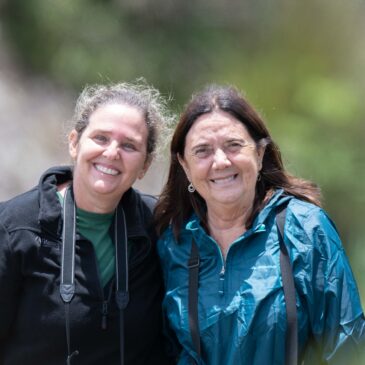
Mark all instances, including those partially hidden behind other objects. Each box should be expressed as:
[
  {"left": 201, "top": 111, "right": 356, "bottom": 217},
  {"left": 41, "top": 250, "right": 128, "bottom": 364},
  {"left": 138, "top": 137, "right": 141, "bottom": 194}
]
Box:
[
  {"left": 257, "top": 172, "right": 262, "bottom": 181},
  {"left": 188, "top": 183, "right": 195, "bottom": 193}
]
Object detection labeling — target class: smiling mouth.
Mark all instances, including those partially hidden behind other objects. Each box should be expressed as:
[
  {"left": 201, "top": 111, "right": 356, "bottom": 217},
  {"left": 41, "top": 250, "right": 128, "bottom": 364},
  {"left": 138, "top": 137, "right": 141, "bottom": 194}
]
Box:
[
  {"left": 210, "top": 174, "right": 237, "bottom": 184},
  {"left": 94, "top": 164, "right": 120, "bottom": 176}
]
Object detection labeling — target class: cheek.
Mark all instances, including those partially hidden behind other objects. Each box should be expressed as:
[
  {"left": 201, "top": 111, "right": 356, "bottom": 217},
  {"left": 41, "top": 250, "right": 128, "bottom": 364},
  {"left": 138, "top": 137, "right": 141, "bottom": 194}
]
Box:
[
  {"left": 125, "top": 154, "right": 148, "bottom": 173},
  {"left": 77, "top": 140, "right": 101, "bottom": 159},
  {"left": 237, "top": 156, "right": 260, "bottom": 176},
  {"left": 189, "top": 162, "right": 211, "bottom": 182}
]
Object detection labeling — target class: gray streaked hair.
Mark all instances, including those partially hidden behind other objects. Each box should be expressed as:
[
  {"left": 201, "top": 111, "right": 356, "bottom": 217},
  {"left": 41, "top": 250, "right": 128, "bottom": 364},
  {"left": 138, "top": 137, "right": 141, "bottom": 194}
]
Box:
[{"left": 69, "top": 78, "right": 174, "bottom": 159}]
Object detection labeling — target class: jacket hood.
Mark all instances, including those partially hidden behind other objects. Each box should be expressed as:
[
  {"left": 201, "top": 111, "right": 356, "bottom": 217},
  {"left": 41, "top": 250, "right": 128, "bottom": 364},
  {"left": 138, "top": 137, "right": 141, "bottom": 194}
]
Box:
[{"left": 38, "top": 165, "right": 73, "bottom": 239}]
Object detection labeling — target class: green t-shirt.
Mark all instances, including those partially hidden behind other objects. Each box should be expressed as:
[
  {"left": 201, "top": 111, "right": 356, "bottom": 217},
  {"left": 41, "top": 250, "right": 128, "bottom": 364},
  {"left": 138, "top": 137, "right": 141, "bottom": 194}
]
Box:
[
  {"left": 57, "top": 191, "right": 115, "bottom": 287},
  {"left": 76, "top": 208, "right": 115, "bottom": 288}
]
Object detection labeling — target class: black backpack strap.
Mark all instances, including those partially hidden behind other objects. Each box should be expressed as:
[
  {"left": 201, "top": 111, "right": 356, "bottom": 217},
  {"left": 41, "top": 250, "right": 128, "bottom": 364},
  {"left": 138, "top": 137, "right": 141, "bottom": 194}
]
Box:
[
  {"left": 188, "top": 238, "right": 201, "bottom": 364},
  {"left": 60, "top": 187, "right": 79, "bottom": 364},
  {"left": 276, "top": 207, "right": 298, "bottom": 365},
  {"left": 114, "top": 204, "right": 129, "bottom": 365}
]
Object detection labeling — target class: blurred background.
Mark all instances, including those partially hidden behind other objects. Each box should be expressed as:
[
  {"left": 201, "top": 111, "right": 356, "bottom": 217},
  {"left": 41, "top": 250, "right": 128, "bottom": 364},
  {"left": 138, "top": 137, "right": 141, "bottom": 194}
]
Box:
[{"left": 0, "top": 0, "right": 364, "bottom": 313}]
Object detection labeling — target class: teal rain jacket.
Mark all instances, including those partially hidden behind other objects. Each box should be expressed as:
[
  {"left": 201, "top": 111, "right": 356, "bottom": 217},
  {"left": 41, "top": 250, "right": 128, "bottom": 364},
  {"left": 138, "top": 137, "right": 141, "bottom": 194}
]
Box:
[{"left": 157, "top": 190, "right": 365, "bottom": 364}]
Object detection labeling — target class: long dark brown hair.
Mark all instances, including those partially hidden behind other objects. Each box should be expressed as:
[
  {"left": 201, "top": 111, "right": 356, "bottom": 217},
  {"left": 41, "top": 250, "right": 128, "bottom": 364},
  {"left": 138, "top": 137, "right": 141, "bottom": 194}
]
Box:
[{"left": 155, "top": 84, "right": 321, "bottom": 238}]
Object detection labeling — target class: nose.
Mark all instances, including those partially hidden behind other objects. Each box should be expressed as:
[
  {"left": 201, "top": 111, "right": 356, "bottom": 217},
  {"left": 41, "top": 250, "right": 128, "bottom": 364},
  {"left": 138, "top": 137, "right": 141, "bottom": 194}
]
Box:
[
  {"left": 212, "top": 148, "right": 231, "bottom": 169},
  {"left": 103, "top": 141, "right": 120, "bottom": 160}
]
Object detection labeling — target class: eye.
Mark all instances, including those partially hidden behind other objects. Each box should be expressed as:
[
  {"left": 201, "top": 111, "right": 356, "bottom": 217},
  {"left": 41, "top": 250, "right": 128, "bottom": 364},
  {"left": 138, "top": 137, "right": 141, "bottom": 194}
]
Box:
[
  {"left": 224, "top": 140, "right": 248, "bottom": 153},
  {"left": 192, "top": 146, "right": 213, "bottom": 159},
  {"left": 93, "top": 135, "right": 108, "bottom": 144},
  {"left": 121, "top": 143, "right": 137, "bottom": 152},
  {"left": 225, "top": 141, "right": 244, "bottom": 153}
]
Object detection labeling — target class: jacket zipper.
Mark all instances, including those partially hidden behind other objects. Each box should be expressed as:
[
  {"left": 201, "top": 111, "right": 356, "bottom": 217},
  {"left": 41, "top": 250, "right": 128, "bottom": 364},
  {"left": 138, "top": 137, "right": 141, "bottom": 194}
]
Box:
[
  {"left": 101, "top": 282, "right": 114, "bottom": 330},
  {"left": 215, "top": 224, "right": 266, "bottom": 296},
  {"left": 210, "top": 239, "right": 225, "bottom": 295},
  {"left": 219, "top": 264, "right": 225, "bottom": 295},
  {"left": 101, "top": 300, "right": 108, "bottom": 330}
]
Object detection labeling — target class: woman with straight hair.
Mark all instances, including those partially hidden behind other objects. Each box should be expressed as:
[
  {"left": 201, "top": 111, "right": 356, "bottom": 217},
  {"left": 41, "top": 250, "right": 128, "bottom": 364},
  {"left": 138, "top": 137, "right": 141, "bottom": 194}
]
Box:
[{"left": 155, "top": 84, "right": 365, "bottom": 364}]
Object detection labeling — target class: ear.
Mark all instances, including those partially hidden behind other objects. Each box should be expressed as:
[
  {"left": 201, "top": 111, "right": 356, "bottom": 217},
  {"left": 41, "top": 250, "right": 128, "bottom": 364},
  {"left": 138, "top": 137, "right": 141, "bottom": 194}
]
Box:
[
  {"left": 68, "top": 130, "right": 79, "bottom": 161},
  {"left": 137, "top": 157, "right": 152, "bottom": 180},
  {"left": 257, "top": 145, "right": 266, "bottom": 171},
  {"left": 177, "top": 153, "right": 191, "bottom": 182}
]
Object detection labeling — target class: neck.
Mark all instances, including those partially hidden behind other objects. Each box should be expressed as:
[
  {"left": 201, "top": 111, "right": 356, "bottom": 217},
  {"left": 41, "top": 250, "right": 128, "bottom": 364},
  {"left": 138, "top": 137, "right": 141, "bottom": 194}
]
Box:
[
  {"left": 207, "top": 204, "right": 252, "bottom": 258},
  {"left": 206, "top": 199, "right": 252, "bottom": 229},
  {"left": 76, "top": 192, "right": 119, "bottom": 214},
  {"left": 60, "top": 183, "right": 120, "bottom": 214}
]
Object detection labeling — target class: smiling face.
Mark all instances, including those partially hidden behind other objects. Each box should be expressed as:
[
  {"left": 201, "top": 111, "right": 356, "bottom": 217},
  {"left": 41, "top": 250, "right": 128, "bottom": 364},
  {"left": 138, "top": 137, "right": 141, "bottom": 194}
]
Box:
[
  {"left": 178, "top": 111, "right": 265, "bottom": 214},
  {"left": 69, "top": 103, "right": 150, "bottom": 212}
]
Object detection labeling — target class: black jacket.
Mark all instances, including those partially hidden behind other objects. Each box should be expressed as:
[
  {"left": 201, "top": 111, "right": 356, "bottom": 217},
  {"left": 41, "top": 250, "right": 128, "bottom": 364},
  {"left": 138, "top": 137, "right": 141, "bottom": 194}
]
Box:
[{"left": 0, "top": 166, "right": 172, "bottom": 365}]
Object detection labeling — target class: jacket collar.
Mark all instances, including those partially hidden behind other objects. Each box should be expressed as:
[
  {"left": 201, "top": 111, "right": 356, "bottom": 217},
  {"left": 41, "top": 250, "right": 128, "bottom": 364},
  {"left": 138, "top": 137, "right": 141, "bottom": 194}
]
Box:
[
  {"left": 38, "top": 166, "right": 149, "bottom": 240},
  {"left": 251, "top": 189, "right": 291, "bottom": 229},
  {"left": 186, "top": 189, "right": 292, "bottom": 235}
]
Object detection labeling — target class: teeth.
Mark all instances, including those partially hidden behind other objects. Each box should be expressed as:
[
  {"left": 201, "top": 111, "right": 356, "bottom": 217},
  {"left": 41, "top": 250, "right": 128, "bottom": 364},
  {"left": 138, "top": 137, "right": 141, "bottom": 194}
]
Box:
[
  {"left": 95, "top": 164, "right": 119, "bottom": 176},
  {"left": 212, "top": 175, "right": 235, "bottom": 184}
]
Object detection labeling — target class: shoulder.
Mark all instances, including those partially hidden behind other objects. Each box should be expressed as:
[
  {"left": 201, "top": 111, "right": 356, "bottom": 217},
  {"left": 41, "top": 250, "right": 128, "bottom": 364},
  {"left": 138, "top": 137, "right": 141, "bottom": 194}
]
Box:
[
  {"left": 0, "top": 187, "right": 40, "bottom": 231},
  {"left": 123, "top": 188, "right": 157, "bottom": 214},
  {"left": 157, "top": 217, "right": 195, "bottom": 259},
  {"left": 157, "top": 225, "right": 185, "bottom": 276},
  {"left": 283, "top": 197, "right": 342, "bottom": 257},
  {"left": 158, "top": 213, "right": 197, "bottom": 243},
  {"left": 158, "top": 225, "right": 176, "bottom": 249},
  {"left": 139, "top": 192, "right": 158, "bottom": 212},
  {"left": 121, "top": 188, "right": 159, "bottom": 239},
  {"left": 286, "top": 198, "right": 337, "bottom": 235}
]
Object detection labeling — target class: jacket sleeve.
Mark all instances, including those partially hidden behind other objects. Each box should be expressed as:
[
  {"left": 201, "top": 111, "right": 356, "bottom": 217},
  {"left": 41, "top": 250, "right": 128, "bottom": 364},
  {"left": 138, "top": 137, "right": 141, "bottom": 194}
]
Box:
[
  {"left": 299, "top": 208, "right": 365, "bottom": 364},
  {"left": 0, "top": 222, "right": 21, "bottom": 342},
  {"left": 157, "top": 234, "right": 183, "bottom": 363}
]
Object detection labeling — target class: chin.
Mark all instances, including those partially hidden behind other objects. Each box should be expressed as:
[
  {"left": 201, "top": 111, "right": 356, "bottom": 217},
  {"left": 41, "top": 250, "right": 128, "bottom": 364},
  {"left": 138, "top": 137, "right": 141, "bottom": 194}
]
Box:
[
  {"left": 92, "top": 182, "right": 119, "bottom": 195},
  {"left": 212, "top": 195, "right": 242, "bottom": 205}
]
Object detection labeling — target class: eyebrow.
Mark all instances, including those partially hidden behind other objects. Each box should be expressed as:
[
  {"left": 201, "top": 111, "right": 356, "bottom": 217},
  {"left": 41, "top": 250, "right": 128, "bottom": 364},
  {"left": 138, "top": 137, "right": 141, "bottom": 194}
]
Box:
[
  {"left": 191, "top": 138, "right": 247, "bottom": 148},
  {"left": 224, "top": 138, "right": 247, "bottom": 143},
  {"left": 191, "top": 143, "right": 211, "bottom": 150},
  {"left": 92, "top": 129, "right": 143, "bottom": 144},
  {"left": 124, "top": 136, "right": 140, "bottom": 142}
]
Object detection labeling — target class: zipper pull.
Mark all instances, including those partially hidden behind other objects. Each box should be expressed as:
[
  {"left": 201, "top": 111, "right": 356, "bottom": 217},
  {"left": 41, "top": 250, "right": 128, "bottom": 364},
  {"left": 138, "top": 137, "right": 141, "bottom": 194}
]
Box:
[
  {"left": 219, "top": 265, "right": 225, "bottom": 295},
  {"left": 101, "top": 301, "right": 108, "bottom": 330}
]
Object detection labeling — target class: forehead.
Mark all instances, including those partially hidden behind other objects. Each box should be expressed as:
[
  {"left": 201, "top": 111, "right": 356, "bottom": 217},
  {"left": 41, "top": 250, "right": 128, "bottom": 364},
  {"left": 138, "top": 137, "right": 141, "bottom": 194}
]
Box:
[
  {"left": 185, "top": 111, "right": 252, "bottom": 146},
  {"left": 88, "top": 103, "right": 147, "bottom": 134},
  {"left": 90, "top": 102, "right": 144, "bottom": 124}
]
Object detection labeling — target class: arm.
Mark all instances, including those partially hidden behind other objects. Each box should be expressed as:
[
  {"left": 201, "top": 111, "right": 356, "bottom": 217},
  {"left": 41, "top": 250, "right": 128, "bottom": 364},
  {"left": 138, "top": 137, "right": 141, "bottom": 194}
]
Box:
[
  {"left": 300, "top": 209, "right": 365, "bottom": 364},
  {"left": 157, "top": 234, "right": 183, "bottom": 364},
  {"left": 0, "top": 222, "right": 22, "bottom": 343}
]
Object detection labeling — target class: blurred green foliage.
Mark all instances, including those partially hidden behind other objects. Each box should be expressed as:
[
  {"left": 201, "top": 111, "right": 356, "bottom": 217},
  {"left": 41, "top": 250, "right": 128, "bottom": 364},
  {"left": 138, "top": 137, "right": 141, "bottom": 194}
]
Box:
[{"left": 2, "top": 0, "right": 365, "bottom": 350}]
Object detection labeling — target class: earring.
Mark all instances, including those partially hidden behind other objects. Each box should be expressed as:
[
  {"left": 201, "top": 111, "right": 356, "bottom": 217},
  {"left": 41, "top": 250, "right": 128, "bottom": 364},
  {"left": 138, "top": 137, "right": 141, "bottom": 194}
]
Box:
[
  {"left": 257, "top": 172, "right": 262, "bottom": 181},
  {"left": 188, "top": 183, "right": 195, "bottom": 193}
]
